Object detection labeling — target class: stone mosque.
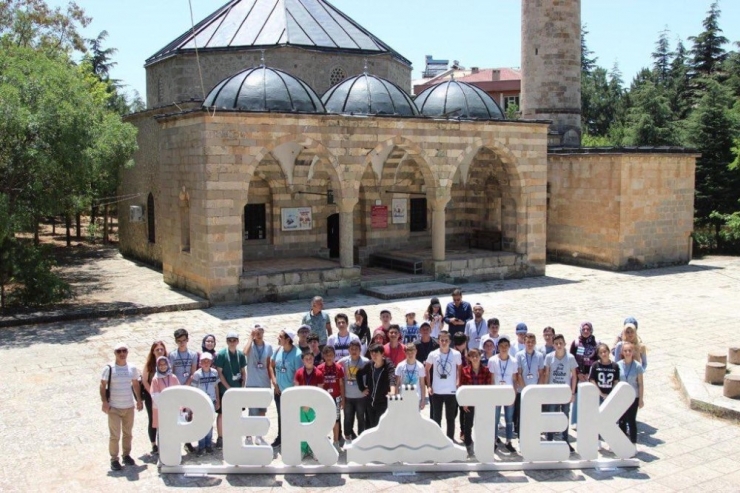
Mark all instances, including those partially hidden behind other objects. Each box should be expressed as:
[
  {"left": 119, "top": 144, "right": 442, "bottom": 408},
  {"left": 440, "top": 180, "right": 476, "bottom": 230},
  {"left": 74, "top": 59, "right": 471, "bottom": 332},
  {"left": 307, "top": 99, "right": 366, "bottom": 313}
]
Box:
[{"left": 119, "top": 0, "right": 697, "bottom": 303}]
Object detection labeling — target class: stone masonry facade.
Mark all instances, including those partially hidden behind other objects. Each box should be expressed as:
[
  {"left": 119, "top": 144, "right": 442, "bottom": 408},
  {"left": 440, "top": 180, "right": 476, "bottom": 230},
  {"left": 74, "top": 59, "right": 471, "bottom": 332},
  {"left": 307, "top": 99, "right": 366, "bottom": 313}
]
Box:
[{"left": 547, "top": 152, "right": 697, "bottom": 270}]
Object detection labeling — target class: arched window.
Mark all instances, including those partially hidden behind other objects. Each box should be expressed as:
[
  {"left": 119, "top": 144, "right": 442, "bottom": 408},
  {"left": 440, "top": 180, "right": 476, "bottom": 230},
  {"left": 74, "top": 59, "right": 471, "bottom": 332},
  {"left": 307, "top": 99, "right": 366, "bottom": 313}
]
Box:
[
  {"left": 147, "top": 193, "right": 155, "bottom": 244},
  {"left": 330, "top": 67, "right": 347, "bottom": 86}
]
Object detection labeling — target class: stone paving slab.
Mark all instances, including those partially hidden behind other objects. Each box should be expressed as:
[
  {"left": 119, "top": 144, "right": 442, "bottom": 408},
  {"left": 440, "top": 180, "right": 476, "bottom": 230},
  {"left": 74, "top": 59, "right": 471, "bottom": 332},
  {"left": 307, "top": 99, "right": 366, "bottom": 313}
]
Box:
[
  {"left": 675, "top": 366, "right": 740, "bottom": 420},
  {"left": 361, "top": 281, "right": 460, "bottom": 299},
  {"left": 1, "top": 256, "right": 740, "bottom": 491},
  {"left": 0, "top": 248, "right": 209, "bottom": 328}
]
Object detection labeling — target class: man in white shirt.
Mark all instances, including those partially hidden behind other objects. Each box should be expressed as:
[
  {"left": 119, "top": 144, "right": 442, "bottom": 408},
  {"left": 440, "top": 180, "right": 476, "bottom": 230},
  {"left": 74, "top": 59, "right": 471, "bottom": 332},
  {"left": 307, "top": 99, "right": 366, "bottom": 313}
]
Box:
[
  {"left": 327, "top": 313, "right": 362, "bottom": 359},
  {"left": 464, "top": 303, "right": 487, "bottom": 350},
  {"left": 425, "top": 330, "right": 462, "bottom": 441}
]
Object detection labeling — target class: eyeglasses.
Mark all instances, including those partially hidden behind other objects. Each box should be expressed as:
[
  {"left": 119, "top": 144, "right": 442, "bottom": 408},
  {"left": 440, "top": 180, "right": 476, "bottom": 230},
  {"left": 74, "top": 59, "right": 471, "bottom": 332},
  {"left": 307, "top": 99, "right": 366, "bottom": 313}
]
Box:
[
  {"left": 115, "top": 349, "right": 128, "bottom": 354},
  {"left": 336, "top": 321, "right": 347, "bottom": 325}
]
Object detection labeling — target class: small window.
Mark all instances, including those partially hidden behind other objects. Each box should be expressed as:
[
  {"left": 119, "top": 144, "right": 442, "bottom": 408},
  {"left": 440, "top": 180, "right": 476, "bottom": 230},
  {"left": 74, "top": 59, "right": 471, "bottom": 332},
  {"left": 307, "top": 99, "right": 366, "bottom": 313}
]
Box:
[
  {"left": 244, "top": 204, "right": 267, "bottom": 240},
  {"left": 147, "top": 193, "right": 155, "bottom": 244},
  {"left": 504, "top": 96, "right": 520, "bottom": 110},
  {"left": 410, "top": 198, "right": 427, "bottom": 232},
  {"left": 330, "top": 67, "right": 347, "bottom": 86}
]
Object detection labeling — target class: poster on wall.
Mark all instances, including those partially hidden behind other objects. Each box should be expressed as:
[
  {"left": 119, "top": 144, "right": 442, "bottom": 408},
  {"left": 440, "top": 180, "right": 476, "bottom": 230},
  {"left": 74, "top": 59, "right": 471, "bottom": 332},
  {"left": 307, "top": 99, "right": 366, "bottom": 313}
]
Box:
[
  {"left": 392, "top": 198, "right": 407, "bottom": 224},
  {"left": 281, "top": 207, "right": 312, "bottom": 231},
  {"left": 371, "top": 205, "right": 388, "bottom": 229}
]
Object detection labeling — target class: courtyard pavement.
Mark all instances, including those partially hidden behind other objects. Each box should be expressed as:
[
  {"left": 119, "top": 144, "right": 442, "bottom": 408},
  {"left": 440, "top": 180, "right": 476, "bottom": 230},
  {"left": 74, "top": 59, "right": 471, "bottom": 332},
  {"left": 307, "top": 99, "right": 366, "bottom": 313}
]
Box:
[{"left": 1, "top": 256, "right": 740, "bottom": 491}]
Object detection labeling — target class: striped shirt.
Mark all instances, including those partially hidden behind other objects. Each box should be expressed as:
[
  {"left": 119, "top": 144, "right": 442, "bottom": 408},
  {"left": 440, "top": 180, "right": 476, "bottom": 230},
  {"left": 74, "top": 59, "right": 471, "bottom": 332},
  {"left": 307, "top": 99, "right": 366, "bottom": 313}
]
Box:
[{"left": 102, "top": 364, "right": 139, "bottom": 409}]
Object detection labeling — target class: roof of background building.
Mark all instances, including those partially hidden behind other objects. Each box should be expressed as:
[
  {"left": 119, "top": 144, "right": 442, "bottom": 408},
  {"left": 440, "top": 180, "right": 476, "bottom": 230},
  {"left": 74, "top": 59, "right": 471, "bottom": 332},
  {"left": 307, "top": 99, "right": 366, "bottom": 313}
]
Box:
[
  {"left": 322, "top": 72, "right": 419, "bottom": 117},
  {"left": 146, "top": 0, "right": 411, "bottom": 67}
]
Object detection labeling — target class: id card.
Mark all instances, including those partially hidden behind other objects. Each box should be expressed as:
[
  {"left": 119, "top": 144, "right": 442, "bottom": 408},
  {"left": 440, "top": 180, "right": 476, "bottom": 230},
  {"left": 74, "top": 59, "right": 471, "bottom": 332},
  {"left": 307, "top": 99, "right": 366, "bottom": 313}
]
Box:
[
  {"left": 280, "top": 368, "right": 287, "bottom": 373},
  {"left": 526, "top": 373, "right": 535, "bottom": 380},
  {"left": 347, "top": 380, "right": 355, "bottom": 386},
  {"left": 257, "top": 363, "right": 264, "bottom": 369},
  {"left": 440, "top": 375, "right": 447, "bottom": 379},
  {"left": 232, "top": 374, "right": 241, "bottom": 382},
  {"left": 327, "top": 388, "right": 334, "bottom": 394}
]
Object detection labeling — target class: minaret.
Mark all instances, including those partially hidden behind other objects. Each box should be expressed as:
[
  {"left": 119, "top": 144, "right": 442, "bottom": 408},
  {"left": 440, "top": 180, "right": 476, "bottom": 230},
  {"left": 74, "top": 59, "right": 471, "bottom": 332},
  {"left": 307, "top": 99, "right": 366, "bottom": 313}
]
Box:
[{"left": 520, "top": 0, "right": 582, "bottom": 147}]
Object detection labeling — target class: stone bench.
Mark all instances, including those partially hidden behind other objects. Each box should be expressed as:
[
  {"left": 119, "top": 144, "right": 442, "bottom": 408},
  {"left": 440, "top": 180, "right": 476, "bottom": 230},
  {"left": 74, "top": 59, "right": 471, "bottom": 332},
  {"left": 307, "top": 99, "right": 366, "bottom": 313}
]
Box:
[
  {"left": 469, "top": 229, "right": 503, "bottom": 251},
  {"left": 369, "top": 254, "right": 423, "bottom": 275}
]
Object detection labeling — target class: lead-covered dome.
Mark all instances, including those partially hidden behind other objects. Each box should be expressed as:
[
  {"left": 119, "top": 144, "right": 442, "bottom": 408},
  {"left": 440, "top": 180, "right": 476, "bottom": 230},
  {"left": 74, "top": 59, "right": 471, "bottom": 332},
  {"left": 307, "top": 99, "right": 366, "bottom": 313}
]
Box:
[
  {"left": 203, "top": 66, "right": 325, "bottom": 113},
  {"left": 415, "top": 80, "right": 505, "bottom": 120},
  {"left": 322, "top": 73, "right": 419, "bottom": 117}
]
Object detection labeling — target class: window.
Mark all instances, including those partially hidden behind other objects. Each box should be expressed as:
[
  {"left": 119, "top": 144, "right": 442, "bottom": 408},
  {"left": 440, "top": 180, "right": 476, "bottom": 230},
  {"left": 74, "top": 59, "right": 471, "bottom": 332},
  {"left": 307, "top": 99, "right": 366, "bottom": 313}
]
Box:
[
  {"left": 330, "top": 67, "right": 347, "bottom": 86},
  {"left": 504, "top": 96, "right": 520, "bottom": 110},
  {"left": 409, "top": 198, "right": 427, "bottom": 232},
  {"left": 147, "top": 193, "right": 155, "bottom": 244},
  {"left": 244, "top": 204, "right": 267, "bottom": 240}
]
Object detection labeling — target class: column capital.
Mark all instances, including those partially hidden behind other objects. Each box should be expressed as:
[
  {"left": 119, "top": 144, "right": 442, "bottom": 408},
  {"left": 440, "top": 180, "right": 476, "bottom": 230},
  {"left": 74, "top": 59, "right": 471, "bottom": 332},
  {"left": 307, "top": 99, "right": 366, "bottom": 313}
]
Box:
[
  {"left": 335, "top": 196, "right": 359, "bottom": 213},
  {"left": 425, "top": 187, "right": 451, "bottom": 210}
]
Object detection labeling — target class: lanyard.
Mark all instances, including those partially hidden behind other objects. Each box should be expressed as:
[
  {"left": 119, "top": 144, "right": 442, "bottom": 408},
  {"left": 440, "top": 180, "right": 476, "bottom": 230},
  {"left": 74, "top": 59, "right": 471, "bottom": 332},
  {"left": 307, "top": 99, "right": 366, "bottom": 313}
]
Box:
[
  {"left": 525, "top": 351, "right": 535, "bottom": 374},
  {"left": 177, "top": 350, "right": 191, "bottom": 368},
  {"left": 499, "top": 357, "right": 510, "bottom": 382},
  {"left": 624, "top": 361, "right": 635, "bottom": 381},
  {"left": 371, "top": 366, "right": 384, "bottom": 402},
  {"left": 280, "top": 347, "right": 294, "bottom": 372},
  {"left": 202, "top": 370, "right": 214, "bottom": 394},
  {"left": 474, "top": 319, "right": 485, "bottom": 337},
  {"left": 349, "top": 358, "right": 360, "bottom": 380},
  {"left": 304, "top": 368, "right": 315, "bottom": 386},
  {"left": 254, "top": 343, "right": 264, "bottom": 364},
  {"left": 404, "top": 363, "right": 417, "bottom": 384},
  {"left": 438, "top": 350, "right": 451, "bottom": 377},
  {"left": 228, "top": 350, "right": 240, "bottom": 376}
]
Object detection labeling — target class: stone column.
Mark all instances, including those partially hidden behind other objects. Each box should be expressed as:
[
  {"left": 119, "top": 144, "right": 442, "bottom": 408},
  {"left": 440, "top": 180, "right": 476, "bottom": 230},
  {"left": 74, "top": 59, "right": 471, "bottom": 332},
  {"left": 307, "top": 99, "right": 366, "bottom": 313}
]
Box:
[
  {"left": 430, "top": 196, "right": 450, "bottom": 262},
  {"left": 336, "top": 197, "right": 358, "bottom": 268}
]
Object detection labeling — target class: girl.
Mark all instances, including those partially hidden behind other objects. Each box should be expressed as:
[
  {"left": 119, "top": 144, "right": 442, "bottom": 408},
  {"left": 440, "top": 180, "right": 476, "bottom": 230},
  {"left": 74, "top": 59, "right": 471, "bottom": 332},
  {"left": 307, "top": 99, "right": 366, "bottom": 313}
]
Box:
[
  {"left": 460, "top": 348, "right": 492, "bottom": 451},
  {"left": 570, "top": 321, "right": 599, "bottom": 426},
  {"left": 617, "top": 342, "right": 644, "bottom": 446},
  {"left": 424, "top": 297, "right": 445, "bottom": 338},
  {"left": 589, "top": 343, "right": 620, "bottom": 400},
  {"left": 141, "top": 341, "right": 167, "bottom": 454},
  {"left": 365, "top": 329, "right": 387, "bottom": 358},
  {"left": 614, "top": 323, "right": 647, "bottom": 369},
  {"left": 351, "top": 309, "right": 372, "bottom": 348},
  {"left": 150, "top": 356, "right": 180, "bottom": 439}
]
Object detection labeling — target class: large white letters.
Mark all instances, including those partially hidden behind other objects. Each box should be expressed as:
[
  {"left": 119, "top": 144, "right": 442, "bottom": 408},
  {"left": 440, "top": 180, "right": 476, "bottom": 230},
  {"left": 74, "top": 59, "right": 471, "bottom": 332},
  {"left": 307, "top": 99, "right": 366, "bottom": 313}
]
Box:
[
  {"left": 519, "top": 384, "right": 572, "bottom": 462},
  {"left": 158, "top": 386, "right": 214, "bottom": 466},
  {"left": 576, "top": 382, "right": 636, "bottom": 459},
  {"left": 280, "top": 386, "right": 339, "bottom": 466},
  {"left": 456, "top": 385, "right": 515, "bottom": 463},
  {"left": 222, "top": 388, "right": 274, "bottom": 466}
]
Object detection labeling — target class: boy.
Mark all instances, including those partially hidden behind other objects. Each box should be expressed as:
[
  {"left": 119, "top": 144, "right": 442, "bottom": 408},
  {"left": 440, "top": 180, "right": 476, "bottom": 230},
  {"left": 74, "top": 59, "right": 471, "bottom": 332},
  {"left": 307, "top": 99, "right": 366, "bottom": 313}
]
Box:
[
  {"left": 394, "top": 343, "right": 426, "bottom": 409},
  {"left": 414, "top": 322, "right": 439, "bottom": 365},
  {"left": 489, "top": 335, "right": 521, "bottom": 454},
  {"left": 170, "top": 328, "right": 198, "bottom": 452},
  {"left": 402, "top": 311, "right": 420, "bottom": 344},
  {"left": 318, "top": 346, "right": 345, "bottom": 450},
  {"left": 215, "top": 331, "right": 247, "bottom": 449},
  {"left": 460, "top": 348, "right": 492, "bottom": 452},
  {"left": 243, "top": 325, "right": 274, "bottom": 446},
  {"left": 538, "top": 326, "right": 556, "bottom": 355},
  {"left": 480, "top": 318, "right": 501, "bottom": 352},
  {"left": 452, "top": 331, "right": 469, "bottom": 442},
  {"left": 338, "top": 340, "right": 368, "bottom": 443},
  {"left": 270, "top": 329, "right": 303, "bottom": 448},
  {"left": 481, "top": 338, "right": 496, "bottom": 366},
  {"left": 296, "top": 325, "right": 311, "bottom": 353},
  {"left": 425, "top": 330, "right": 462, "bottom": 441},
  {"left": 307, "top": 332, "right": 323, "bottom": 366},
  {"left": 358, "top": 344, "right": 396, "bottom": 429},
  {"left": 327, "top": 313, "right": 361, "bottom": 359},
  {"left": 377, "top": 310, "right": 393, "bottom": 336},
  {"left": 543, "top": 333, "right": 578, "bottom": 452},
  {"left": 515, "top": 333, "right": 545, "bottom": 436},
  {"left": 190, "top": 352, "right": 220, "bottom": 455},
  {"left": 511, "top": 323, "right": 528, "bottom": 356},
  {"left": 464, "top": 303, "right": 487, "bottom": 350},
  {"left": 384, "top": 325, "right": 406, "bottom": 365},
  {"left": 294, "top": 350, "right": 325, "bottom": 459}
]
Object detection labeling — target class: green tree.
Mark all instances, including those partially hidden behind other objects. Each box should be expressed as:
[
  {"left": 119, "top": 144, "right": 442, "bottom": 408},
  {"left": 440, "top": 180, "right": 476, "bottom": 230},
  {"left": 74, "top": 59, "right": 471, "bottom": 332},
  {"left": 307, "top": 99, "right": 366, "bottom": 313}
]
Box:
[
  {"left": 667, "top": 39, "right": 692, "bottom": 120},
  {"left": 689, "top": 1, "right": 728, "bottom": 78},
  {"left": 581, "top": 25, "right": 597, "bottom": 75},
  {"left": 0, "top": 0, "right": 90, "bottom": 54},
  {"left": 652, "top": 28, "right": 672, "bottom": 85},
  {"left": 623, "top": 80, "right": 677, "bottom": 146}
]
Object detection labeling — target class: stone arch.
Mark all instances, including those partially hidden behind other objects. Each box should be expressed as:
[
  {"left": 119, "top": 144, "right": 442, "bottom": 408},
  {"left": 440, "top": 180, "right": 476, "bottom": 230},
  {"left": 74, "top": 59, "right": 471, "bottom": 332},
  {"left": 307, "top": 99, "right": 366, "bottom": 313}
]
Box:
[{"left": 363, "top": 136, "right": 437, "bottom": 195}]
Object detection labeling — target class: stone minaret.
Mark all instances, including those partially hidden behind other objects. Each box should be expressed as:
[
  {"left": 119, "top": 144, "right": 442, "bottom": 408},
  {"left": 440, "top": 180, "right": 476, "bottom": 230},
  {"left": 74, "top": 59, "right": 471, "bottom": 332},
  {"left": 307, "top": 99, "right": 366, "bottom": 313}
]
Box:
[{"left": 520, "top": 0, "right": 582, "bottom": 147}]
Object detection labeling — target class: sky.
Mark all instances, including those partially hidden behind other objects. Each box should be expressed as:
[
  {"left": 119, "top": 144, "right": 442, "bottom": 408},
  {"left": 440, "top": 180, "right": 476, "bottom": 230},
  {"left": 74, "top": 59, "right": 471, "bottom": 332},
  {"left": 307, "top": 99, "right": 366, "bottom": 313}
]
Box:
[{"left": 46, "top": 0, "right": 740, "bottom": 101}]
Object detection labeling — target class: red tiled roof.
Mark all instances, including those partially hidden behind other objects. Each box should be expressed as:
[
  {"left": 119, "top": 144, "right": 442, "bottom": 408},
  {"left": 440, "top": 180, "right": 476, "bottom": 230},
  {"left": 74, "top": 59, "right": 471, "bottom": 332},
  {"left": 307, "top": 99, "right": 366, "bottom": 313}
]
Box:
[{"left": 458, "top": 68, "right": 521, "bottom": 82}]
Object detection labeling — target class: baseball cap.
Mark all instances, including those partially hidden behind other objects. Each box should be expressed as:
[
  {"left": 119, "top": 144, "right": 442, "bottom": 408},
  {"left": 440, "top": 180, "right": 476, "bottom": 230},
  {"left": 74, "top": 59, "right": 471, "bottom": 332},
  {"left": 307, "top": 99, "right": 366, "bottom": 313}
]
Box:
[
  {"left": 297, "top": 324, "right": 311, "bottom": 333},
  {"left": 405, "top": 311, "right": 416, "bottom": 316},
  {"left": 200, "top": 352, "right": 213, "bottom": 360},
  {"left": 114, "top": 342, "right": 128, "bottom": 351},
  {"left": 226, "top": 331, "right": 239, "bottom": 340},
  {"left": 624, "top": 323, "right": 637, "bottom": 331},
  {"left": 515, "top": 323, "right": 528, "bottom": 334},
  {"left": 498, "top": 335, "right": 511, "bottom": 344},
  {"left": 284, "top": 329, "right": 297, "bottom": 342}
]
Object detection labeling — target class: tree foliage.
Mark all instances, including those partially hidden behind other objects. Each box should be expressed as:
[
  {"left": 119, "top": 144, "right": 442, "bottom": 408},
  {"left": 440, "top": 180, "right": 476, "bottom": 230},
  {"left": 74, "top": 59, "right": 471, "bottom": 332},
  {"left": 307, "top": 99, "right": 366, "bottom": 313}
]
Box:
[{"left": 0, "top": 0, "right": 90, "bottom": 54}]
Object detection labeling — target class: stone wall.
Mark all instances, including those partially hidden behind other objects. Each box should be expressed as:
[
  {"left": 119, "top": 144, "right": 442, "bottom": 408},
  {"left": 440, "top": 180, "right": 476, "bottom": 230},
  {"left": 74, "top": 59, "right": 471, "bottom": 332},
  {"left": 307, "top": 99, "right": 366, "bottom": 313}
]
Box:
[
  {"left": 145, "top": 47, "right": 412, "bottom": 108},
  {"left": 547, "top": 152, "right": 696, "bottom": 270}
]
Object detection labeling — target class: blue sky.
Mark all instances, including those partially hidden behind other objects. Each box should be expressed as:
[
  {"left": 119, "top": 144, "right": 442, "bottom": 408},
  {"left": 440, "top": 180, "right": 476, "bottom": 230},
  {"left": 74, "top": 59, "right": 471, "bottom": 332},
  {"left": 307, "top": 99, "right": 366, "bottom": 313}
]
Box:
[{"left": 47, "top": 0, "right": 740, "bottom": 99}]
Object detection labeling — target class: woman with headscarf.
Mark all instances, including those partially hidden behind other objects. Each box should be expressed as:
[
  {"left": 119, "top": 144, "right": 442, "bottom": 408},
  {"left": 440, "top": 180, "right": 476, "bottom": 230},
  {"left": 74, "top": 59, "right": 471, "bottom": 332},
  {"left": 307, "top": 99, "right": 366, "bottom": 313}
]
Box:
[
  {"left": 150, "top": 356, "right": 180, "bottom": 435},
  {"left": 569, "top": 321, "right": 599, "bottom": 427},
  {"left": 201, "top": 334, "right": 217, "bottom": 357},
  {"left": 141, "top": 341, "right": 167, "bottom": 453}
]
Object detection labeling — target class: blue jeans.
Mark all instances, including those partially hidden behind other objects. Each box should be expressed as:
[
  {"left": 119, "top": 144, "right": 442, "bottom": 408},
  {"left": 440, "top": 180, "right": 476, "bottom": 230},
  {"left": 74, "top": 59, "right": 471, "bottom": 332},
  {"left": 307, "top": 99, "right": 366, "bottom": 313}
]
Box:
[
  {"left": 546, "top": 404, "right": 570, "bottom": 443},
  {"left": 198, "top": 426, "right": 213, "bottom": 451},
  {"left": 495, "top": 405, "right": 514, "bottom": 441}
]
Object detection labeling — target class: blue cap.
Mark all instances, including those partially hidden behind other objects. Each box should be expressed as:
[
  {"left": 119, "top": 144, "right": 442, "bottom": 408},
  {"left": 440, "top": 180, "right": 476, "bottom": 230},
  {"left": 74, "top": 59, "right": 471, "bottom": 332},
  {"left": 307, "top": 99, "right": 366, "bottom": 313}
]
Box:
[
  {"left": 623, "top": 317, "right": 638, "bottom": 329},
  {"left": 515, "top": 323, "right": 528, "bottom": 333}
]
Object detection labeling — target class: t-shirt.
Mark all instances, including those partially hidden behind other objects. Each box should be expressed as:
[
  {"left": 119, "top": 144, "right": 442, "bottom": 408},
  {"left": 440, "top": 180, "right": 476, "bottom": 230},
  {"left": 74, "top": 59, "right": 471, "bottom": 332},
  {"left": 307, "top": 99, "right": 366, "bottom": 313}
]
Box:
[
  {"left": 414, "top": 337, "right": 439, "bottom": 365},
  {"left": 395, "top": 360, "right": 426, "bottom": 400},
  {"left": 544, "top": 352, "right": 579, "bottom": 386},
  {"left": 215, "top": 348, "right": 247, "bottom": 393},
  {"left": 272, "top": 346, "right": 303, "bottom": 391},
  {"left": 384, "top": 343, "right": 406, "bottom": 366},
  {"left": 169, "top": 349, "right": 197, "bottom": 384},
  {"left": 191, "top": 368, "right": 219, "bottom": 402},
  {"left": 301, "top": 310, "right": 331, "bottom": 345},
  {"left": 589, "top": 361, "right": 620, "bottom": 395},
  {"left": 516, "top": 350, "right": 545, "bottom": 388},
  {"left": 617, "top": 360, "right": 644, "bottom": 395},
  {"left": 489, "top": 355, "right": 519, "bottom": 386},
  {"left": 511, "top": 339, "right": 527, "bottom": 357},
  {"left": 294, "top": 367, "right": 324, "bottom": 387},
  {"left": 614, "top": 341, "right": 648, "bottom": 370},
  {"left": 537, "top": 344, "right": 555, "bottom": 356},
  {"left": 317, "top": 362, "right": 344, "bottom": 399},
  {"left": 102, "top": 364, "right": 140, "bottom": 409},
  {"left": 338, "top": 356, "right": 368, "bottom": 399},
  {"left": 402, "top": 323, "right": 420, "bottom": 344},
  {"left": 245, "top": 342, "right": 273, "bottom": 388},
  {"left": 425, "top": 349, "right": 462, "bottom": 395},
  {"left": 464, "top": 319, "right": 488, "bottom": 350},
  {"left": 327, "top": 332, "right": 361, "bottom": 359},
  {"left": 426, "top": 313, "right": 445, "bottom": 338}
]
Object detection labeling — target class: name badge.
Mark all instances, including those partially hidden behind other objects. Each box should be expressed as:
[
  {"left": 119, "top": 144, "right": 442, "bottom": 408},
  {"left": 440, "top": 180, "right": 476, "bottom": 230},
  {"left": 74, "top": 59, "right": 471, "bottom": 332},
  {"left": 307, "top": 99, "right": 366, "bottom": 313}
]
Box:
[
  {"left": 327, "top": 388, "right": 334, "bottom": 394},
  {"left": 280, "top": 368, "right": 287, "bottom": 373},
  {"left": 440, "top": 375, "right": 447, "bottom": 379},
  {"left": 232, "top": 374, "right": 241, "bottom": 382},
  {"left": 526, "top": 373, "right": 535, "bottom": 380},
  {"left": 499, "top": 380, "right": 506, "bottom": 385},
  {"left": 257, "top": 363, "right": 264, "bottom": 369},
  {"left": 475, "top": 337, "right": 481, "bottom": 343},
  {"left": 348, "top": 381, "right": 355, "bottom": 386},
  {"left": 183, "top": 372, "right": 190, "bottom": 378}
]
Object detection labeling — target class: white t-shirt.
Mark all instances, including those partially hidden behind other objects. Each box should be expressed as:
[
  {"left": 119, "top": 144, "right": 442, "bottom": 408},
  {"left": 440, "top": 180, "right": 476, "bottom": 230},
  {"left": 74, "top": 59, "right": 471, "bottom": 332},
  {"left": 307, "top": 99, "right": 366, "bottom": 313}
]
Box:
[
  {"left": 327, "top": 332, "right": 362, "bottom": 359},
  {"left": 102, "top": 363, "right": 140, "bottom": 409},
  {"left": 516, "top": 350, "right": 545, "bottom": 387},
  {"left": 426, "top": 348, "right": 462, "bottom": 395},
  {"left": 510, "top": 339, "right": 527, "bottom": 357},
  {"left": 488, "top": 354, "right": 518, "bottom": 386},
  {"left": 395, "top": 360, "right": 426, "bottom": 401},
  {"left": 464, "top": 319, "right": 488, "bottom": 350},
  {"left": 544, "top": 352, "right": 579, "bottom": 385}
]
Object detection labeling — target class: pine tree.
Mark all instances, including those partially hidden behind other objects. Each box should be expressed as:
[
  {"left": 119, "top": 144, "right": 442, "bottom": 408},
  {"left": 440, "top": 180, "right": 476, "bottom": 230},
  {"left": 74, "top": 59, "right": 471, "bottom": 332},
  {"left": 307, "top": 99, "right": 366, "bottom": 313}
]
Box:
[
  {"left": 623, "top": 80, "right": 676, "bottom": 146},
  {"left": 652, "top": 28, "right": 672, "bottom": 85},
  {"left": 581, "top": 25, "right": 597, "bottom": 75},
  {"left": 689, "top": 1, "right": 728, "bottom": 77},
  {"left": 668, "top": 39, "right": 692, "bottom": 120}
]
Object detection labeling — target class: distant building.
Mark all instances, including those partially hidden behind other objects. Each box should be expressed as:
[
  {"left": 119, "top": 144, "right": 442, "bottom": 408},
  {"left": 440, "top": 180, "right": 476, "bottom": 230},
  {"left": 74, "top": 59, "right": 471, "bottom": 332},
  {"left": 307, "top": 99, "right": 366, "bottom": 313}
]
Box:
[{"left": 413, "top": 66, "right": 521, "bottom": 112}]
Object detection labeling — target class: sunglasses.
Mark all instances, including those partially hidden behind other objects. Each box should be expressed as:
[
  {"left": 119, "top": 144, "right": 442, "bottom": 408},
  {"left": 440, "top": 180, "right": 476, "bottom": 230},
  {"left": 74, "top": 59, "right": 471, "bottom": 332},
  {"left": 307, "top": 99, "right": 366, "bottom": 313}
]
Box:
[
  {"left": 115, "top": 349, "right": 128, "bottom": 354},
  {"left": 227, "top": 338, "right": 238, "bottom": 343},
  {"left": 176, "top": 338, "right": 188, "bottom": 343}
]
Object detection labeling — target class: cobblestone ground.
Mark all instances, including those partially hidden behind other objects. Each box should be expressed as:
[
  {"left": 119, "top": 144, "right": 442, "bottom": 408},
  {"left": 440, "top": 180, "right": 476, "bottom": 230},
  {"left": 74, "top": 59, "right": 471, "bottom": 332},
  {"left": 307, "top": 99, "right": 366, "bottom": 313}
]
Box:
[{"left": 1, "top": 257, "right": 740, "bottom": 492}]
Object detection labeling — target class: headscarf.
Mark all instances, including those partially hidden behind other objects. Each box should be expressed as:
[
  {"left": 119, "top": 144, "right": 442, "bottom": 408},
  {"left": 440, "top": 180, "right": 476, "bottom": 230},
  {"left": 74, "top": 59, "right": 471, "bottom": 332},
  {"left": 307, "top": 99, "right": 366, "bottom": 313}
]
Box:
[
  {"left": 155, "top": 356, "right": 172, "bottom": 377},
  {"left": 373, "top": 328, "right": 388, "bottom": 345},
  {"left": 201, "top": 334, "right": 216, "bottom": 356}
]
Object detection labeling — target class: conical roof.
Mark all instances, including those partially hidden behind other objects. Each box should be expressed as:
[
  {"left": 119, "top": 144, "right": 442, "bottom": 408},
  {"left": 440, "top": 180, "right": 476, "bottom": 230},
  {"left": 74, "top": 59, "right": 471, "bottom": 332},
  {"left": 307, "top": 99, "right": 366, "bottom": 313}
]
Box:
[
  {"left": 146, "top": 0, "right": 411, "bottom": 67},
  {"left": 322, "top": 73, "right": 418, "bottom": 117},
  {"left": 203, "top": 65, "right": 325, "bottom": 113},
  {"left": 415, "top": 80, "right": 505, "bottom": 120}
]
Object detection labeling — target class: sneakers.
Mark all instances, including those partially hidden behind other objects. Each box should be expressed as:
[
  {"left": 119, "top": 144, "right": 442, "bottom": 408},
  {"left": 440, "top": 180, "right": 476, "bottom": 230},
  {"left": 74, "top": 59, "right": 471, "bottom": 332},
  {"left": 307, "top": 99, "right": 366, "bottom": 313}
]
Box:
[
  {"left": 255, "top": 436, "right": 267, "bottom": 446},
  {"left": 151, "top": 444, "right": 158, "bottom": 454},
  {"left": 196, "top": 449, "right": 204, "bottom": 457},
  {"left": 205, "top": 446, "right": 214, "bottom": 454},
  {"left": 271, "top": 439, "right": 281, "bottom": 448},
  {"left": 504, "top": 442, "right": 517, "bottom": 454},
  {"left": 215, "top": 437, "right": 223, "bottom": 450},
  {"left": 110, "top": 459, "right": 122, "bottom": 471},
  {"left": 184, "top": 443, "right": 196, "bottom": 453},
  {"left": 122, "top": 455, "right": 136, "bottom": 466},
  {"left": 333, "top": 441, "right": 342, "bottom": 452},
  {"left": 245, "top": 436, "right": 253, "bottom": 446},
  {"left": 568, "top": 443, "right": 575, "bottom": 453}
]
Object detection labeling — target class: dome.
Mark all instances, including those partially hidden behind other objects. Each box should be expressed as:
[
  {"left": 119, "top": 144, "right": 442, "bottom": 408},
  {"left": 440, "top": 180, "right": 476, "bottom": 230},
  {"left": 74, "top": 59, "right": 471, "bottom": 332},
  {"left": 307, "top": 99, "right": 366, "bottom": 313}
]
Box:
[
  {"left": 203, "top": 66, "right": 325, "bottom": 113},
  {"left": 414, "top": 80, "right": 505, "bottom": 120},
  {"left": 322, "top": 73, "right": 419, "bottom": 117}
]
